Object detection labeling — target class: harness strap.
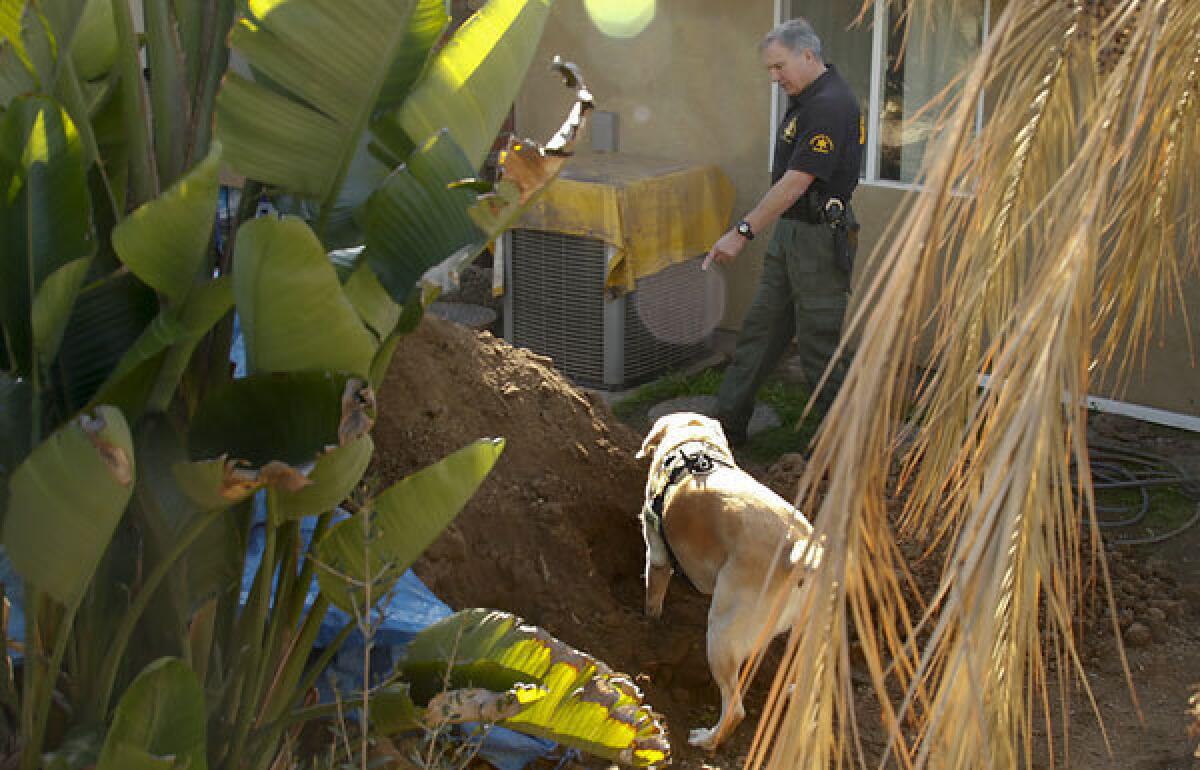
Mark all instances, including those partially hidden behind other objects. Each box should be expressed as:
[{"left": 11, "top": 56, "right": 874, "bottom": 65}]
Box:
[{"left": 644, "top": 444, "right": 734, "bottom": 578}]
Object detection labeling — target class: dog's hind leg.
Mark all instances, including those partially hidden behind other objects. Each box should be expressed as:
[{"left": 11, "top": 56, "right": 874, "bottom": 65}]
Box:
[
  {"left": 640, "top": 504, "right": 673, "bottom": 618},
  {"left": 689, "top": 571, "right": 758, "bottom": 751}
]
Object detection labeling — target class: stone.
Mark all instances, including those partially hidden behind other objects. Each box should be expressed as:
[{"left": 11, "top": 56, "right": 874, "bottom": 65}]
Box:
[
  {"left": 646, "top": 394, "right": 781, "bottom": 437},
  {"left": 1123, "top": 622, "right": 1153, "bottom": 647}
]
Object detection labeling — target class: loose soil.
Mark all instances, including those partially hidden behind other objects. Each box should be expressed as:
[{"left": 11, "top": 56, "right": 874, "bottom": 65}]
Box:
[{"left": 374, "top": 317, "right": 1200, "bottom": 770}]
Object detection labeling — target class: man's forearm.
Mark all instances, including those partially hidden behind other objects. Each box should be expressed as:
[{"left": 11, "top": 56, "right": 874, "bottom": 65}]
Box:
[{"left": 741, "top": 170, "right": 814, "bottom": 236}]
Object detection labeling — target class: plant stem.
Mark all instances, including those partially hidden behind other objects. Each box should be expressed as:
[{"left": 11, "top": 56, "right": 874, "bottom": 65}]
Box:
[
  {"left": 226, "top": 494, "right": 280, "bottom": 764},
  {"left": 109, "top": 0, "right": 159, "bottom": 207},
  {"left": 18, "top": 590, "right": 43, "bottom": 770},
  {"left": 20, "top": 593, "right": 79, "bottom": 770},
  {"left": 360, "top": 508, "right": 372, "bottom": 770},
  {"left": 94, "top": 506, "right": 224, "bottom": 714},
  {"left": 188, "top": 0, "right": 236, "bottom": 165}
]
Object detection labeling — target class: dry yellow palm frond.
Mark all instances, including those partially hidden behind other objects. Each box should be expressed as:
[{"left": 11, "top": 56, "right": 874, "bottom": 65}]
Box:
[{"left": 750, "top": 1, "right": 1200, "bottom": 769}]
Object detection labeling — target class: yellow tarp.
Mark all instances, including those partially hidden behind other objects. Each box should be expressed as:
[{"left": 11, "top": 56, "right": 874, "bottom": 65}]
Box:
[{"left": 516, "top": 154, "right": 735, "bottom": 293}]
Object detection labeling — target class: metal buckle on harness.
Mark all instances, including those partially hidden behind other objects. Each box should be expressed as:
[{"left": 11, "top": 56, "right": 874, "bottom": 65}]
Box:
[{"left": 681, "top": 450, "right": 715, "bottom": 475}]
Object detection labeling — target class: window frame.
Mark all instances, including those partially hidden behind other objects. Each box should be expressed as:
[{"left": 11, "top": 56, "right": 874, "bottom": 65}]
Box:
[{"left": 771, "top": 0, "right": 990, "bottom": 191}]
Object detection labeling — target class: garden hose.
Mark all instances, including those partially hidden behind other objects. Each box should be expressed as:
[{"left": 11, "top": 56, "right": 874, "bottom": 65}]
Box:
[{"left": 1085, "top": 435, "right": 1200, "bottom": 546}]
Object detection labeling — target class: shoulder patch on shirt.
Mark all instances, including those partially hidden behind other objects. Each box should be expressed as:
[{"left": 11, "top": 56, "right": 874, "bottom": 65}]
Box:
[
  {"left": 782, "top": 116, "right": 798, "bottom": 142},
  {"left": 809, "top": 133, "right": 834, "bottom": 154}
]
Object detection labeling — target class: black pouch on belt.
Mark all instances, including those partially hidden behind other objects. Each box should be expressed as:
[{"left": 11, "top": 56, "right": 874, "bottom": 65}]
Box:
[{"left": 823, "top": 198, "right": 860, "bottom": 273}]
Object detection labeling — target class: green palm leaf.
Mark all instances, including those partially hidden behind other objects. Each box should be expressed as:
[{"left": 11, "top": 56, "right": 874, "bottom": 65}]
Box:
[
  {"left": 112, "top": 143, "right": 222, "bottom": 305},
  {"left": 95, "top": 658, "right": 207, "bottom": 770},
  {"left": 382, "top": 0, "right": 553, "bottom": 168},
  {"left": 0, "top": 372, "right": 31, "bottom": 476},
  {"left": 374, "top": 0, "right": 447, "bottom": 116},
  {"left": 85, "top": 276, "right": 231, "bottom": 421},
  {"left": 68, "top": 0, "right": 116, "bottom": 80},
  {"left": 214, "top": 0, "right": 418, "bottom": 211},
  {"left": 364, "top": 130, "right": 485, "bottom": 302},
  {"left": 54, "top": 273, "right": 159, "bottom": 416},
  {"left": 234, "top": 216, "right": 377, "bottom": 378},
  {"left": 3, "top": 405, "right": 133, "bottom": 605},
  {"left": 401, "top": 609, "right": 671, "bottom": 767},
  {"left": 186, "top": 371, "right": 351, "bottom": 467},
  {"left": 365, "top": 53, "right": 593, "bottom": 303},
  {"left": 315, "top": 438, "right": 504, "bottom": 614},
  {"left": 31, "top": 256, "right": 91, "bottom": 364},
  {"left": 274, "top": 435, "right": 374, "bottom": 520},
  {"left": 0, "top": 95, "right": 94, "bottom": 377}
]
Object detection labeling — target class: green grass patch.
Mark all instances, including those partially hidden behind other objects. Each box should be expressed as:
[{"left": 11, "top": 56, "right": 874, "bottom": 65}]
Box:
[
  {"left": 612, "top": 368, "right": 824, "bottom": 464},
  {"left": 611, "top": 369, "right": 723, "bottom": 420},
  {"left": 741, "top": 379, "right": 823, "bottom": 463},
  {"left": 1095, "top": 484, "right": 1198, "bottom": 536}
]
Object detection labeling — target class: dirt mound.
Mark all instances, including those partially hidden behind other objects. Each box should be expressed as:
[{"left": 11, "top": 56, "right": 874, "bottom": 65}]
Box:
[
  {"left": 373, "top": 318, "right": 726, "bottom": 767},
  {"left": 373, "top": 318, "right": 1200, "bottom": 769}
]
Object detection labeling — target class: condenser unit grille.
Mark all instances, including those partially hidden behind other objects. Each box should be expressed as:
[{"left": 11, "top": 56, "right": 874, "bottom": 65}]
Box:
[
  {"left": 508, "top": 229, "right": 606, "bottom": 385},
  {"left": 505, "top": 229, "right": 707, "bottom": 390},
  {"left": 621, "top": 259, "right": 709, "bottom": 383}
]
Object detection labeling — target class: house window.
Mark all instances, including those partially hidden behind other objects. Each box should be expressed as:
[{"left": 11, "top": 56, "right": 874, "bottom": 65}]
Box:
[{"left": 777, "top": 0, "right": 988, "bottom": 187}]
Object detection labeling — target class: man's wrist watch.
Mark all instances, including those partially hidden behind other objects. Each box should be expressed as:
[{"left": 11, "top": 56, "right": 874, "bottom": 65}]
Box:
[{"left": 735, "top": 219, "right": 755, "bottom": 240}]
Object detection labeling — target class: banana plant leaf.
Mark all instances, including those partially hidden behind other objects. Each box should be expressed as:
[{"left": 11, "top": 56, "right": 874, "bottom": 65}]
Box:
[
  {"left": 186, "top": 370, "right": 351, "bottom": 466},
  {"left": 374, "top": 0, "right": 446, "bottom": 117},
  {"left": 68, "top": 0, "right": 115, "bottom": 80},
  {"left": 54, "top": 272, "right": 159, "bottom": 416},
  {"left": 233, "top": 216, "right": 377, "bottom": 378},
  {"left": 142, "top": 0, "right": 189, "bottom": 187},
  {"left": 273, "top": 434, "right": 373, "bottom": 520},
  {"left": 0, "top": 372, "right": 31, "bottom": 476},
  {"left": 88, "top": 275, "right": 233, "bottom": 420},
  {"left": 315, "top": 438, "right": 504, "bottom": 614},
  {"left": 0, "top": 94, "right": 94, "bottom": 377},
  {"left": 31, "top": 256, "right": 91, "bottom": 365},
  {"left": 9, "top": 1, "right": 52, "bottom": 86},
  {"left": 112, "top": 143, "right": 222, "bottom": 305},
  {"left": 0, "top": 41, "right": 36, "bottom": 106},
  {"left": 364, "top": 130, "right": 485, "bottom": 302},
  {"left": 343, "top": 260, "right": 401, "bottom": 340},
  {"left": 380, "top": 0, "right": 553, "bottom": 169},
  {"left": 214, "top": 0, "right": 417, "bottom": 211},
  {"left": 366, "top": 56, "right": 592, "bottom": 303},
  {"left": 133, "top": 416, "right": 241, "bottom": 614},
  {"left": 94, "top": 658, "right": 207, "bottom": 770},
  {"left": 2, "top": 405, "right": 134, "bottom": 605},
  {"left": 370, "top": 682, "right": 423, "bottom": 733},
  {"left": 400, "top": 609, "right": 671, "bottom": 767}
]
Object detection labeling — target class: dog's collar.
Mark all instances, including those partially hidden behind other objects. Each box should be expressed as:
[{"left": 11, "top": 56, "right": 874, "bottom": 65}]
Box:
[{"left": 654, "top": 437, "right": 736, "bottom": 469}]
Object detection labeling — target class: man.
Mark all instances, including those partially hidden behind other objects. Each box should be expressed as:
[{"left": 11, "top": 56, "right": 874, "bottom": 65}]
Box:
[{"left": 708, "top": 18, "right": 863, "bottom": 446}]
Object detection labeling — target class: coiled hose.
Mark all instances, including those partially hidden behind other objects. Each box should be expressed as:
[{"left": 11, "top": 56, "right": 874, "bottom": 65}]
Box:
[{"left": 1087, "top": 436, "right": 1200, "bottom": 546}]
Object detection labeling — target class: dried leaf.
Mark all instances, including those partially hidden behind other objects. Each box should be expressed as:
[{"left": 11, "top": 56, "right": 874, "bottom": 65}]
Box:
[
  {"left": 338, "top": 377, "right": 376, "bottom": 446},
  {"left": 81, "top": 412, "right": 133, "bottom": 486}
]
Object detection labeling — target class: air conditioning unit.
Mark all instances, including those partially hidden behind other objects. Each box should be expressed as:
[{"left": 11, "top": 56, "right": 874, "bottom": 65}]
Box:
[{"left": 500, "top": 229, "right": 712, "bottom": 390}]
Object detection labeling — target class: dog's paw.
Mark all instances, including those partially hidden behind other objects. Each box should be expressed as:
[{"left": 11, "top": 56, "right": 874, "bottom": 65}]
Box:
[{"left": 688, "top": 727, "right": 719, "bottom": 751}]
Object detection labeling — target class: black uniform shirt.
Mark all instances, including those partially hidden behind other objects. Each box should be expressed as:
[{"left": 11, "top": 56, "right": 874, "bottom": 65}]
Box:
[{"left": 773, "top": 64, "right": 864, "bottom": 219}]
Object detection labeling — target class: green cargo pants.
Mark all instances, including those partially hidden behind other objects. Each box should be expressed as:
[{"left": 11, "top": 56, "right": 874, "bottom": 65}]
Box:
[{"left": 716, "top": 215, "right": 854, "bottom": 440}]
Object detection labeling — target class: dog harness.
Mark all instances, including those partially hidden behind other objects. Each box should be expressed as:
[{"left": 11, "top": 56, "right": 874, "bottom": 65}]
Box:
[{"left": 643, "top": 441, "right": 735, "bottom": 576}]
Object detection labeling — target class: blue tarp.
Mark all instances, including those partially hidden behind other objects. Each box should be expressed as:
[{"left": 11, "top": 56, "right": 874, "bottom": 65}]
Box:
[{"left": 242, "top": 507, "right": 557, "bottom": 770}]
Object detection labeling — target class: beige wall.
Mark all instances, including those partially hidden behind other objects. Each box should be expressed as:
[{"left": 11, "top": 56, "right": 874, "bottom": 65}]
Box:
[{"left": 515, "top": 2, "right": 1200, "bottom": 416}]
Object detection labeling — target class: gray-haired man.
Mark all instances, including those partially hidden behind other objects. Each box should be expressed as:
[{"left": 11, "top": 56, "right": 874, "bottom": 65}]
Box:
[{"left": 707, "top": 18, "right": 863, "bottom": 445}]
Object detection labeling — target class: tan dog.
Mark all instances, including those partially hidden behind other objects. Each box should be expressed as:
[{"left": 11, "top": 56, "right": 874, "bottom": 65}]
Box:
[{"left": 636, "top": 412, "right": 821, "bottom": 751}]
